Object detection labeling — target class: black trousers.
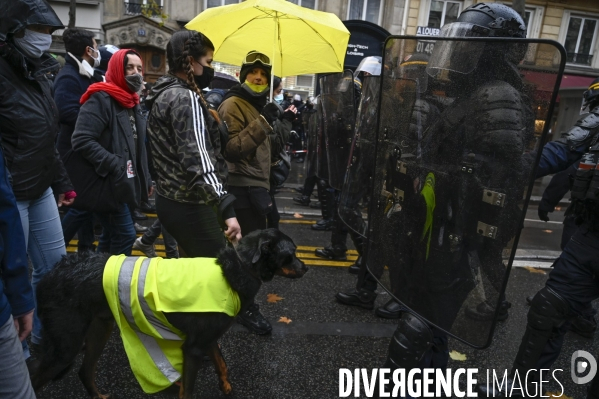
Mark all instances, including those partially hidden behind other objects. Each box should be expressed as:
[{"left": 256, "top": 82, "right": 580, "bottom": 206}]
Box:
[
  {"left": 229, "top": 186, "right": 270, "bottom": 235},
  {"left": 156, "top": 195, "right": 225, "bottom": 258}
]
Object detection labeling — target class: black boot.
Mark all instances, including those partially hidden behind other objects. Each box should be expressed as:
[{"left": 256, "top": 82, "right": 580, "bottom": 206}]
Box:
[
  {"left": 311, "top": 219, "right": 334, "bottom": 231},
  {"left": 315, "top": 245, "right": 347, "bottom": 260},
  {"left": 335, "top": 288, "right": 376, "bottom": 309},
  {"left": 465, "top": 300, "right": 511, "bottom": 321},
  {"left": 236, "top": 303, "right": 272, "bottom": 335},
  {"left": 293, "top": 195, "right": 311, "bottom": 206},
  {"left": 375, "top": 299, "right": 403, "bottom": 319},
  {"left": 570, "top": 315, "right": 597, "bottom": 339}
]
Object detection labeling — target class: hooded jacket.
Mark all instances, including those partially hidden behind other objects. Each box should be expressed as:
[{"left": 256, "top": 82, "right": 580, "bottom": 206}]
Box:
[
  {"left": 145, "top": 74, "right": 235, "bottom": 221},
  {"left": 0, "top": 0, "right": 73, "bottom": 201}
]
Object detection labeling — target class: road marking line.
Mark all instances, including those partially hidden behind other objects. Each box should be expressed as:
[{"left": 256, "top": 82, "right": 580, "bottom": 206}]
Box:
[
  {"left": 297, "top": 246, "right": 359, "bottom": 254},
  {"left": 297, "top": 253, "right": 358, "bottom": 261},
  {"left": 279, "top": 220, "right": 317, "bottom": 224}
]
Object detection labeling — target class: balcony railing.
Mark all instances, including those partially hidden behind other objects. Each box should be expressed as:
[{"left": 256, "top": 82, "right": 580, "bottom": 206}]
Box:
[
  {"left": 567, "top": 52, "right": 594, "bottom": 66},
  {"left": 124, "top": 2, "right": 163, "bottom": 17}
]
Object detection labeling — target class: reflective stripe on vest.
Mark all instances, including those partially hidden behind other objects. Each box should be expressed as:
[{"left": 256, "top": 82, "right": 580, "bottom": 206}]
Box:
[{"left": 117, "top": 257, "right": 181, "bottom": 384}]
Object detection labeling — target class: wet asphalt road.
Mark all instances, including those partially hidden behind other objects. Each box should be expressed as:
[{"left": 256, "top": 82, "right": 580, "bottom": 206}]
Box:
[{"left": 36, "top": 162, "right": 597, "bottom": 399}]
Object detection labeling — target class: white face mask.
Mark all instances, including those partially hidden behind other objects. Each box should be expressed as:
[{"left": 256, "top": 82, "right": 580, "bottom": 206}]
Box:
[
  {"left": 274, "top": 93, "right": 284, "bottom": 104},
  {"left": 89, "top": 46, "right": 101, "bottom": 68},
  {"left": 13, "top": 29, "right": 52, "bottom": 59}
]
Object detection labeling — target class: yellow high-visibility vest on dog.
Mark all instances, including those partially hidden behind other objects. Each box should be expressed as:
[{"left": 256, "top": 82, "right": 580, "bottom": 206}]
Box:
[{"left": 103, "top": 255, "right": 241, "bottom": 393}]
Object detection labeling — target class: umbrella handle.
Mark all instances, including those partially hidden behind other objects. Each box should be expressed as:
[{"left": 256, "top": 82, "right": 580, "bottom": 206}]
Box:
[{"left": 269, "top": 13, "right": 278, "bottom": 102}]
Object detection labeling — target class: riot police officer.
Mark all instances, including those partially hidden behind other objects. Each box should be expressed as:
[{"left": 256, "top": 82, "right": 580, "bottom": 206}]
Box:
[
  {"left": 379, "top": 2, "right": 535, "bottom": 377},
  {"left": 480, "top": 77, "right": 599, "bottom": 397}
]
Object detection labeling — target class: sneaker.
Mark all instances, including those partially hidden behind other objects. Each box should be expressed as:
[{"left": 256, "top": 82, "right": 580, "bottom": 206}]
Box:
[
  {"left": 236, "top": 304, "right": 272, "bottom": 335},
  {"left": 132, "top": 237, "right": 157, "bottom": 257}
]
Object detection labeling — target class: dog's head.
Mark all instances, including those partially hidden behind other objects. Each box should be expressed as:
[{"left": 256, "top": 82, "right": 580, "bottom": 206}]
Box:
[{"left": 238, "top": 228, "right": 308, "bottom": 281}]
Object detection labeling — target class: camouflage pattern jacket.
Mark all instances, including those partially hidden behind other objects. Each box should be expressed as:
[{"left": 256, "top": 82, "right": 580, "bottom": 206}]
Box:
[{"left": 146, "top": 75, "right": 235, "bottom": 220}]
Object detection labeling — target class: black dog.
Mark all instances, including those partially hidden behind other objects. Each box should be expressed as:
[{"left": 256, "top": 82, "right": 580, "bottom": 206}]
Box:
[{"left": 31, "top": 228, "right": 307, "bottom": 399}]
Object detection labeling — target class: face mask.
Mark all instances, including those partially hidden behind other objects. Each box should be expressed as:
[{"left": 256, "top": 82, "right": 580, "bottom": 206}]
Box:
[
  {"left": 125, "top": 73, "right": 144, "bottom": 93},
  {"left": 244, "top": 80, "right": 269, "bottom": 94},
  {"left": 274, "top": 93, "right": 284, "bottom": 104},
  {"left": 193, "top": 65, "right": 214, "bottom": 89},
  {"left": 13, "top": 29, "right": 52, "bottom": 59},
  {"left": 89, "top": 47, "right": 101, "bottom": 68}
]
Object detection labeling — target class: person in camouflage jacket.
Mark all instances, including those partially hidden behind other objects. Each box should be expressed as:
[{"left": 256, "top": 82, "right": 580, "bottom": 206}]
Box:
[{"left": 146, "top": 30, "right": 241, "bottom": 257}]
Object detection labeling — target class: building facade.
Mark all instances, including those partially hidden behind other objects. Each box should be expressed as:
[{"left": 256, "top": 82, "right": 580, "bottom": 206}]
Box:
[{"left": 49, "top": 0, "right": 599, "bottom": 132}]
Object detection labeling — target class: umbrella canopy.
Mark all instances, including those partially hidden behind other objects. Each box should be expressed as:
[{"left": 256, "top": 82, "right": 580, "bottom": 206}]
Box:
[{"left": 186, "top": 0, "right": 350, "bottom": 77}]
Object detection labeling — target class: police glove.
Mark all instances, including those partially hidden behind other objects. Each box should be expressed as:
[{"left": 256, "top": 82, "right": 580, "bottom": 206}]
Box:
[
  {"left": 260, "top": 102, "right": 283, "bottom": 126},
  {"left": 538, "top": 208, "right": 550, "bottom": 222}
]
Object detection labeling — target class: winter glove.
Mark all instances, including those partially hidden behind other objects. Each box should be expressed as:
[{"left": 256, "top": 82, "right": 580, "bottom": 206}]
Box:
[
  {"left": 260, "top": 102, "right": 283, "bottom": 126},
  {"left": 538, "top": 208, "right": 550, "bottom": 222}
]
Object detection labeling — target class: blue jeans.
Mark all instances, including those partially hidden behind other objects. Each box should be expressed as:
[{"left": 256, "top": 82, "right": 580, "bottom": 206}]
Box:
[
  {"left": 16, "top": 187, "right": 67, "bottom": 347},
  {"left": 96, "top": 203, "right": 136, "bottom": 255},
  {"left": 0, "top": 317, "right": 35, "bottom": 399}
]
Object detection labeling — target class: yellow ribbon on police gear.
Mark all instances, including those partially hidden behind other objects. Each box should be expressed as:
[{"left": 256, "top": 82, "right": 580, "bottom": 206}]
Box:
[{"left": 420, "top": 172, "right": 436, "bottom": 260}]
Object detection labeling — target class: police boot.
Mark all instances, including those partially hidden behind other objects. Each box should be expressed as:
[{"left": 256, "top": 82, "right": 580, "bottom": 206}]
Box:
[
  {"left": 375, "top": 299, "right": 403, "bottom": 319},
  {"left": 311, "top": 219, "right": 334, "bottom": 231},
  {"left": 336, "top": 271, "right": 377, "bottom": 309},
  {"left": 315, "top": 245, "right": 347, "bottom": 260},
  {"left": 348, "top": 255, "right": 363, "bottom": 274},
  {"left": 313, "top": 179, "right": 334, "bottom": 226},
  {"left": 293, "top": 195, "right": 311, "bottom": 206},
  {"left": 465, "top": 299, "right": 511, "bottom": 321},
  {"left": 479, "top": 287, "right": 570, "bottom": 397},
  {"left": 570, "top": 315, "right": 597, "bottom": 339}
]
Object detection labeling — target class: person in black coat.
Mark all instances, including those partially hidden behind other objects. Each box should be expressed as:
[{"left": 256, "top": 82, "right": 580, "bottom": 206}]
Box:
[
  {"left": 70, "top": 49, "right": 152, "bottom": 255},
  {"left": 54, "top": 28, "right": 102, "bottom": 253},
  {"left": 0, "top": 0, "right": 75, "bottom": 360}
]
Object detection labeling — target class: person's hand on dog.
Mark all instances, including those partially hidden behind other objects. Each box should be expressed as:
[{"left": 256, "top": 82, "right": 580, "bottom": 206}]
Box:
[
  {"left": 224, "top": 217, "right": 242, "bottom": 244},
  {"left": 14, "top": 310, "right": 34, "bottom": 341}
]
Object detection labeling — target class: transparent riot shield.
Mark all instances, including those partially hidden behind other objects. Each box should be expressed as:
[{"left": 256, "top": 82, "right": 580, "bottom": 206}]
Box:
[
  {"left": 315, "top": 80, "right": 328, "bottom": 180},
  {"left": 338, "top": 76, "right": 381, "bottom": 238},
  {"left": 305, "top": 96, "right": 320, "bottom": 179},
  {"left": 321, "top": 71, "right": 356, "bottom": 190},
  {"left": 366, "top": 36, "right": 565, "bottom": 348}
]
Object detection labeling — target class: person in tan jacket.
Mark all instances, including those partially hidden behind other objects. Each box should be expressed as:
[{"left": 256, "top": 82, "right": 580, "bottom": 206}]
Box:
[{"left": 218, "top": 51, "right": 290, "bottom": 335}]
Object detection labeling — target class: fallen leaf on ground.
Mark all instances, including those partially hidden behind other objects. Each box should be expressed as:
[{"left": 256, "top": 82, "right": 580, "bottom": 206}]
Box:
[
  {"left": 278, "top": 316, "right": 292, "bottom": 324},
  {"left": 523, "top": 266, "right": 546, "bottom": 274},
  {"left": 545, "top": 392, "right": 571, "bottom": 399},
  {"left": 267, "top": 293, "right": 284, "bottom": 303},
  {"left": 293, "top": 212, "right": 303, "bottom": 218},
  {"left": 449, "top": 350, "right": 467, "bottom": 361}
]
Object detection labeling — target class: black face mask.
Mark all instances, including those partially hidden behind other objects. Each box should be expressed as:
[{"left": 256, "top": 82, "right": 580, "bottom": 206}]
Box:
[{"left": 194, "top": 65, "right": 215, "bottom": 89}]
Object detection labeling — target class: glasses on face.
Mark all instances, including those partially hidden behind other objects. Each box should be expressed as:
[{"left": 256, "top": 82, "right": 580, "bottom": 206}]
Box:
[{"left": 244, "top": 51, "right": 271, "bottom": 66}]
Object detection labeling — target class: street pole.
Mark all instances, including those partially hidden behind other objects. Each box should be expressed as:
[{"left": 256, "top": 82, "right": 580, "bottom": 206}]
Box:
[{"left": 68, "top": 0, "right": 76, "bottom": 28}]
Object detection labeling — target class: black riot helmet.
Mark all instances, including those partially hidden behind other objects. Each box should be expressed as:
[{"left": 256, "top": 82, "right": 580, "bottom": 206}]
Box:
[
  {"left": 582, "top": 77, "right": 599, "bottom": 112},
  {"left": 427, "top": 3, "right": 527, "bottom": 79}
]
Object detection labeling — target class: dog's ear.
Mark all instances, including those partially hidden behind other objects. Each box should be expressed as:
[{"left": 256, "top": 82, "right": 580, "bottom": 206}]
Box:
[{"left": 252, "top": 238, "right": 270, "bottom": 264}]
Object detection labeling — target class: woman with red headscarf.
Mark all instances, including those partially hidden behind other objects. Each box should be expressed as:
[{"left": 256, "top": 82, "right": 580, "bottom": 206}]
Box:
[{"left": 68, "top": 49, "right": 152, "bottom": 255}]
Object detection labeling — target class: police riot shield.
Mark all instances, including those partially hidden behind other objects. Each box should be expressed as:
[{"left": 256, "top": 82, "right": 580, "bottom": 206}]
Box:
[
  {"left": 367, "top": 36, "right": 565, "bottom": 348},
  {"left": 321, "top": 71, "right": 356, "bottom": 190},
  {"left": 338, "top": 76, "right": 381, "bottom": 237},
  {"left": 315, "top": 83, "right": 328, "bottom": 180},
  {"left": 305, "top": 96, "right": 320, "bottom": 179}
]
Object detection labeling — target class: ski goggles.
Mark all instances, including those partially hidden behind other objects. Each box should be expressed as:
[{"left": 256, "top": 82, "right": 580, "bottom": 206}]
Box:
[{"left": 244, "top": 51, "right": 271, "bottom": 66}]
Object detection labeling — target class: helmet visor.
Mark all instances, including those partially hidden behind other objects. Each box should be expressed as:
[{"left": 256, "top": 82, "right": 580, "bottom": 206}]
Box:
[{"left": 426, "top": 22, "right": 487, "bottom": 78}]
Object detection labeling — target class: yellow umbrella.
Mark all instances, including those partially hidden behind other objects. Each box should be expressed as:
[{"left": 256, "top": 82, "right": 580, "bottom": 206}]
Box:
[{"left": 186, "top": 0, "right": 350, "bottom": 79}]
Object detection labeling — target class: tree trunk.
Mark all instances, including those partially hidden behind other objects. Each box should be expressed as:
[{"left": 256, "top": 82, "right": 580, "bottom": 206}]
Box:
[
  {"left": 68, "top": 0, "right": 76, "bottom": 28},
  {"left": 512, "top": 0, "right": 526, "bottom": 19}
]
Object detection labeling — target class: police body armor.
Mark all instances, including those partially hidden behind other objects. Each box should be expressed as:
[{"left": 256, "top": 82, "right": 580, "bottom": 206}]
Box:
[
  {"left": 367, "top": 36, "right": 564, "bottom": 348},
  {"left": 566, "top": 106, "right": 599, "bottom": 228}
]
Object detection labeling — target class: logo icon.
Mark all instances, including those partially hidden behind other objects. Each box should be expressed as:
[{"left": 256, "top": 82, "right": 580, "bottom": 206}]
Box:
[{"left": 571, "top": 350, "right": 597, "bottom": 384}]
